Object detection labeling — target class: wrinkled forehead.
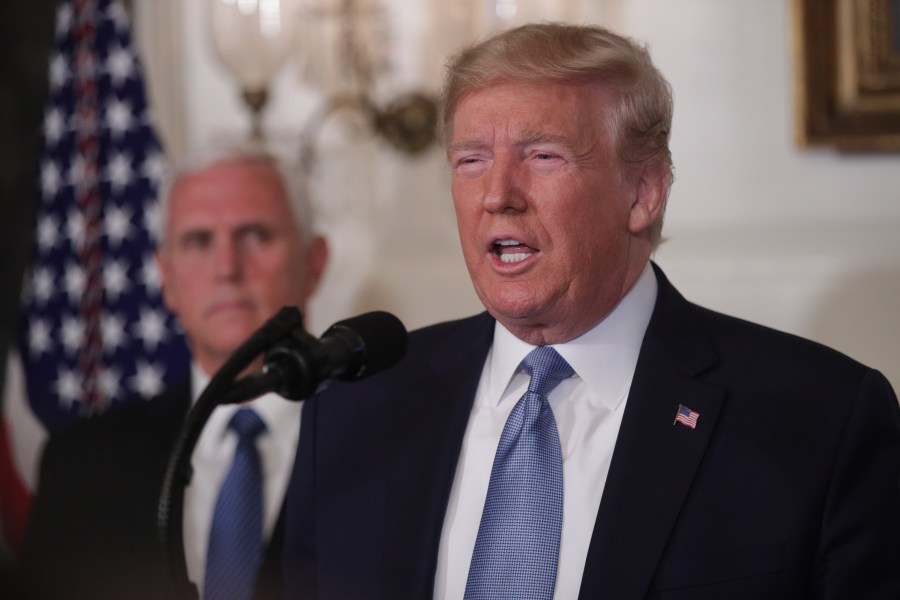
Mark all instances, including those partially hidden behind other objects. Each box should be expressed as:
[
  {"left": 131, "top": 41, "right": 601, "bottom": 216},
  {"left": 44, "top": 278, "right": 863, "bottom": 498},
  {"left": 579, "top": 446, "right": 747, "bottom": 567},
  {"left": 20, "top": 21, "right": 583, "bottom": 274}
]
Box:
[
  {"left": 448, "top": 79, "right": 618, "bottom": 152},
  {"left": 445, "top": 74, "right": 617, "bottom": 133}
]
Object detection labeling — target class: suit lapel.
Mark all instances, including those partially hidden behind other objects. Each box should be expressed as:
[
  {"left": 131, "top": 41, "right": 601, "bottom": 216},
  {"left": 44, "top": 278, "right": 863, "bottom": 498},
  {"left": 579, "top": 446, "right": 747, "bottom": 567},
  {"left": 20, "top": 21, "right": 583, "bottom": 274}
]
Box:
[
  {"left": 380, "top": 313, "right": 495, "bottom": 597},
  {"left": 578, "top": 268, "right": 725, "bottom": 599}
]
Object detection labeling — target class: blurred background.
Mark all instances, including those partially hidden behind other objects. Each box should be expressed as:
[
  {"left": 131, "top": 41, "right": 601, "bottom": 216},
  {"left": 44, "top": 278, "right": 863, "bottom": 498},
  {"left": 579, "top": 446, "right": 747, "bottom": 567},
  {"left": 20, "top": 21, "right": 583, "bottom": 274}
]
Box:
[{"left": 2, "top": 0, "right": 899, "bottom": 565}]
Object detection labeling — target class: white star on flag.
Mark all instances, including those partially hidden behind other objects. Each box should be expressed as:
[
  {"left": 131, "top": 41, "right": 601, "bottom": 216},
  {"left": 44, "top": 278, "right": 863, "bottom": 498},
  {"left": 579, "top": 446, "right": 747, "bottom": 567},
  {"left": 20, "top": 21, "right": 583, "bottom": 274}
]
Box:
[
  {"left": 133, "top": 306, "right": 169, "bottom": 352},
  {"left": 49, "top": 53, "right": 69, "bottom": 90},
  {"left": 106, "top": 152, "right": 134, "bottom": 192},
  {"left": 141, "top": 150, "right": 167, "bottom": 186},
  {"left": 104, "top": 204, "right": 134, "bottom": 248},
  {"left": 103, "top": 258, "right": 131, "bottom": 301},
  {"left": 100, "top": 312, "right": 126, "bottom": 354},
  {"left": 106, "top": 1, "right": 129, "bottom": 33},
  {"left": 65, "top": 208, "right": 85, "bottom": 251},
  {"left": 28, "top": 318, "right": 53, "bottom": 357},
  {"left": 105, "top": 44, "right": 135, "bottom": 85},
  {"left": 60, "top": 315, "right": 84, "bottom": 356},
  {"left": 130, "top": 359, "right": 165, "bottom": 397},
  {"left": 37, "top": 214, "right": 61, "bottom": 252},
  {"left": 54, "top": 3, "right": 72, "bottom": 39},
  {"left": 99, "top": 365, "right": 122, "bottom": 401},
  {"left": 105, "top": 98, "right": 134, "bottom": 138},
  {"left": 44, "top": 108, "right": 66, "bottom": 146},
  {"left": 63, "top": 262, "right": 85, "bottom": 303},
  {"left": 31, "top": 267, "right": 55, "bottom": 306},
  {"left": 54, "top": 367, "right": 82, "bottom": 409},
  {"left": 41, "top": 160, "right": 62, "bottom": 199}
]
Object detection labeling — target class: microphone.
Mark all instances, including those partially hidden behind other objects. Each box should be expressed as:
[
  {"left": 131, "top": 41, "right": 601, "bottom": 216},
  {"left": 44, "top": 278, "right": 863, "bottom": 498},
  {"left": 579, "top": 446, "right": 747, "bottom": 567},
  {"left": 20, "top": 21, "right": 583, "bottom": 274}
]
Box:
[{"left": 226, "top": 310, "right": 408, "bottom": 402}]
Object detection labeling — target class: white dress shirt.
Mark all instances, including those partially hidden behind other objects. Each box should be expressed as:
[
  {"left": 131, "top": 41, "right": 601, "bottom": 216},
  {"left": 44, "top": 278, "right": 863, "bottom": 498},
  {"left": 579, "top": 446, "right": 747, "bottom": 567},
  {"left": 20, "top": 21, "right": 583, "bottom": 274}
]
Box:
[
  {"left": 182, "top": 362, "right": 302, "bottom": 594},
  {"left": 434, "top": 263, "right": 658, "bottom": 600}
]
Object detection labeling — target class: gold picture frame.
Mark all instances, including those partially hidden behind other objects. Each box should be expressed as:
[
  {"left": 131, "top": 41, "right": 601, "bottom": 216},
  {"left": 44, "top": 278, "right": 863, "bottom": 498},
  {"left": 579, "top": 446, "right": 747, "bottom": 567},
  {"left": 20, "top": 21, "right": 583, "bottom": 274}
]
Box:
[{"left": 794, "top": 0, "right": 900, "bottom": 151}]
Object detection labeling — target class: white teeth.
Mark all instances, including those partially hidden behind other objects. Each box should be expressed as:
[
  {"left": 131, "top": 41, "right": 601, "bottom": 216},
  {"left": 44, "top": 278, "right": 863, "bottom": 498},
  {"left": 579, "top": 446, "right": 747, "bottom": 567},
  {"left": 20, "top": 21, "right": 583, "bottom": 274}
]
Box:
[
  {"left": 500, "top": 252, "right": 530, "bottom": 264},
  {"left": 496, "top": 239, "right": 521, "bottom": 246}
]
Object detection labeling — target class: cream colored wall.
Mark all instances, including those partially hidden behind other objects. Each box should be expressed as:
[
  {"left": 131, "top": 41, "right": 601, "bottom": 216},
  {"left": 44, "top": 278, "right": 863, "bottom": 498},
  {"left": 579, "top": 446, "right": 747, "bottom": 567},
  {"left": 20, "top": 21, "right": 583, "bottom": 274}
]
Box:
[
  {"left": 164, "top": 1, "right": 900, "bottom": 387},
  {"left": 620, "top": 1, "right": 900, "bottom": 388}
]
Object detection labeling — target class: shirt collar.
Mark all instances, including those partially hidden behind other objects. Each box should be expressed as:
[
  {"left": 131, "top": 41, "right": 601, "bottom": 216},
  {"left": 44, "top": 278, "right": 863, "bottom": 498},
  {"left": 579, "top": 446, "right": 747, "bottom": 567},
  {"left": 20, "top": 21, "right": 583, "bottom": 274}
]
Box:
[{"left": 486, "top": 262, "right": 658, "bottom": 410}]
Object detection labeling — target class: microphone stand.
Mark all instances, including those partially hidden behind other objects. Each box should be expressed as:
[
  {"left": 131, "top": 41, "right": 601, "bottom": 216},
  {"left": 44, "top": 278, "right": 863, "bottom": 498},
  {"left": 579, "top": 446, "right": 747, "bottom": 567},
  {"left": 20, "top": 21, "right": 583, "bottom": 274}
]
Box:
[{"left": 156, "top": 306, "right": 308, "bottom": 599}]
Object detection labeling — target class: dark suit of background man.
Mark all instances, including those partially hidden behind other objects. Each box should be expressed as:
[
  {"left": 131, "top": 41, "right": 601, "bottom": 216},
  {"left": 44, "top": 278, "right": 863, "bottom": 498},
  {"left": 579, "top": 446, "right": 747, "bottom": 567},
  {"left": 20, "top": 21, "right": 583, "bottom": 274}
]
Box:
[
  {"left": 283, "top": 22, "right": 900, "bottom": 599},
  {"left": 20, "top": 146, "right": 329, "bottom": 600}
]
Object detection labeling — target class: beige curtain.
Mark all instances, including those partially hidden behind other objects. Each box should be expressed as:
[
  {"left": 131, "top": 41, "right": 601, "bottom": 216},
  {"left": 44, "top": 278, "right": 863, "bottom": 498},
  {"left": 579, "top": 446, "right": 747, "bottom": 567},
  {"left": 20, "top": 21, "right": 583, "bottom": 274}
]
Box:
[{"left": 131, "top": 0, "right": 187, "bottom": 160}]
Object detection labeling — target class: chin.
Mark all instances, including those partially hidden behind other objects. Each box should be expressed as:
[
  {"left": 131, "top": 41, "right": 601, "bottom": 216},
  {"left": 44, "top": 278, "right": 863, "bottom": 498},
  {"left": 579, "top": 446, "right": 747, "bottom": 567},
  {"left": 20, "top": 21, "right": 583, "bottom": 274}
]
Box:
[
  {"left": 481, "top": 285, "right": 546, "bottom": 316},
  {"left": 215, "top": 328, "right": 258, "bottom": 350},
  {"left": 485, "top": 300, "right": 544, "bottom": 326}
]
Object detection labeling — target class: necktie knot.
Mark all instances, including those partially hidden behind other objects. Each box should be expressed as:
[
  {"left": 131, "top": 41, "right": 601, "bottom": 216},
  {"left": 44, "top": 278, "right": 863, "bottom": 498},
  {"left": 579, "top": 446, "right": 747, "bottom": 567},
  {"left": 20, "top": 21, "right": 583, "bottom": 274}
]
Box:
[
  {"left": 523, "top": 346, "right": 574, "bottom": 398},
  {"left": 229, "top": 407, "right": 267, "bottom": 441}
]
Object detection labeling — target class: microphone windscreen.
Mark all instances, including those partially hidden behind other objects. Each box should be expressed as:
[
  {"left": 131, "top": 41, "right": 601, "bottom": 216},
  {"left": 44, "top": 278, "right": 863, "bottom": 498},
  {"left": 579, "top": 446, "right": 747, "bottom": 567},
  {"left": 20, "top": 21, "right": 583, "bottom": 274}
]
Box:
[{"left": 327, "top": 311, "right": 408, "bottom": 379}]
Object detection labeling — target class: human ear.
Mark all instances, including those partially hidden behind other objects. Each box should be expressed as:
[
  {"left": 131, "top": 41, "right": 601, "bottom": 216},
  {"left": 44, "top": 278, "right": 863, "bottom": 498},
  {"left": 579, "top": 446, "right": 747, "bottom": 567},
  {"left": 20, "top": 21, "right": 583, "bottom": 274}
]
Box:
[
  {"left": 303, "top": 235, "right": 329, "bottom": 298},
  {"left": 628, "top": 164, "right": 670, "bottom": 236}
]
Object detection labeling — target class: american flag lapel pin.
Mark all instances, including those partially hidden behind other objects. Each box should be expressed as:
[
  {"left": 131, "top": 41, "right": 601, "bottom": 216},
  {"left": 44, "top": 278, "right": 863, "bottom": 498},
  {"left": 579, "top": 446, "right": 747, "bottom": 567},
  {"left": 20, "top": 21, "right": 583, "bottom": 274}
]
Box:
[{"left": 673, "top": 404, "right": 700, "bottom": 429}]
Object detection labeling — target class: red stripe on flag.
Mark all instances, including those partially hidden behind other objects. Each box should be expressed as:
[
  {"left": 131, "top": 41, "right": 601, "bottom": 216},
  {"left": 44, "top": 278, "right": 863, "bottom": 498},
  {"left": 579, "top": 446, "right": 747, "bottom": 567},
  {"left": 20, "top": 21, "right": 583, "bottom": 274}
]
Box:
[{"left": 0, "top": 418, "right": 33, "bottom": 557}]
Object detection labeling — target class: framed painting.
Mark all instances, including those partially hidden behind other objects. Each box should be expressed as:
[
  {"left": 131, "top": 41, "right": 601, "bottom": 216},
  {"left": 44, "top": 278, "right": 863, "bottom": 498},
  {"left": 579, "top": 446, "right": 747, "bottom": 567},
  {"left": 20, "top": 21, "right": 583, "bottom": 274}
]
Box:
[{"left": 794, "top": 0, "right": 900, "bottom": 151}]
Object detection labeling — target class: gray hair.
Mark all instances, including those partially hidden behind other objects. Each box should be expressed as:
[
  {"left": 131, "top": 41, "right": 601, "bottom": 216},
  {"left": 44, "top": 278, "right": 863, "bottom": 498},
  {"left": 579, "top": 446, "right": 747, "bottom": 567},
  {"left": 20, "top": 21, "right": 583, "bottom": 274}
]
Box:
[{"left": 155, "top": 144, "right": 317, "bottom": 247}]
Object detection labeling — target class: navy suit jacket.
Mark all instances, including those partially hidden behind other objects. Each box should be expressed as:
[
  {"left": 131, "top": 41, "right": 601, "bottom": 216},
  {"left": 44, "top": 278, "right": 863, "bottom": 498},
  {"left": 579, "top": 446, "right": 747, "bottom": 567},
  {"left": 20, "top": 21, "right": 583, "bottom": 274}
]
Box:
[
  {"left": 19, "top": 378, "right": 287, "bottom": 600},
  {"left": 284, "top": 266, "right": 900, "bottom": 599}
]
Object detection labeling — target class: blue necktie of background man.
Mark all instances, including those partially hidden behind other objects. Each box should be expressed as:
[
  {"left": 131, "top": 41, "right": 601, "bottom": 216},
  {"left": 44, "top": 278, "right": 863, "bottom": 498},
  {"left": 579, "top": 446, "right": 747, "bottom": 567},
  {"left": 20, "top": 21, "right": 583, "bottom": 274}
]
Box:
[{"left": 204, "top": 407, "right": 267, "bottom": 600}]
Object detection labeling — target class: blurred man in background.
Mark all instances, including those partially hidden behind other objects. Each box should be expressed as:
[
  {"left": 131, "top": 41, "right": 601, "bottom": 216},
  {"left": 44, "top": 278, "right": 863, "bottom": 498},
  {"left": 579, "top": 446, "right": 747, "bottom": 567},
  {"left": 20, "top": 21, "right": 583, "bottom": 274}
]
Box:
[{"left": 21, "top": 145, "right": 328, "bottom": 600}]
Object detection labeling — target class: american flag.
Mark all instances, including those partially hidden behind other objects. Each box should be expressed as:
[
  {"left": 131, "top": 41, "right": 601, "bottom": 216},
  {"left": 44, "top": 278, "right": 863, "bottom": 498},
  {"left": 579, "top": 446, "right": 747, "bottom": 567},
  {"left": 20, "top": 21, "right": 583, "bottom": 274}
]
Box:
[
  {"left": 674, "top": 404, "right": 700, "bottom": 429},
  {"left": 14, "top": 0, "right": 189, "bottom": 432}
]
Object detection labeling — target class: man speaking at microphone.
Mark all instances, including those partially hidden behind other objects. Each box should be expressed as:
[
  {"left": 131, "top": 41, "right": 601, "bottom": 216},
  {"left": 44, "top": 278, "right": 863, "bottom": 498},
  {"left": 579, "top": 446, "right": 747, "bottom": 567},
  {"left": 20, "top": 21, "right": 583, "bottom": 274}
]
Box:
[
  {"left": 21, "top": 145, "right": 328, "bottom": 600},
  {"left": 283, "top": 23, "right": 900, "bottom": 598}
]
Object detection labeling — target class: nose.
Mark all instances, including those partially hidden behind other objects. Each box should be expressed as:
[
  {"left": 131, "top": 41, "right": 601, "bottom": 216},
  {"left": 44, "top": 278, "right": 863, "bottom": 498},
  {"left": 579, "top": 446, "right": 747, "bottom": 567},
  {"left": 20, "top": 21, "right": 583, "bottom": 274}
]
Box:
[
  {"left": 482, "top": 153, "right": 527, "bottom": 214},
  {"left": 214, "top": 236, "right": 241, "bottom": 281}
]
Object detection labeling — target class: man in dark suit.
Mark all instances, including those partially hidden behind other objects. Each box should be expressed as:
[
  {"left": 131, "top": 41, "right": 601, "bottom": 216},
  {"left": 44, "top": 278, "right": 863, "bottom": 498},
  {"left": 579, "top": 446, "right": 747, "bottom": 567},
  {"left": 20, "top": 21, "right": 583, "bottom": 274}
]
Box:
[
  {"left": 20, "top": 145, "right": 328, "bottom": 600},
  {"left": 283, "top": 23, "right": 900, "bottom": 599}
]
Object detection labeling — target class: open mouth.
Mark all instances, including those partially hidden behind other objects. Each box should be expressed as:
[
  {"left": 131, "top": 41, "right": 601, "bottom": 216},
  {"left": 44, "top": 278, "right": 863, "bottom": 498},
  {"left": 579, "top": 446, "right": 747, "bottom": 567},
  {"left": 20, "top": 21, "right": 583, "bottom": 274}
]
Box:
[{"left": 493, "top": 238, "right": 538, "bottom": 264}]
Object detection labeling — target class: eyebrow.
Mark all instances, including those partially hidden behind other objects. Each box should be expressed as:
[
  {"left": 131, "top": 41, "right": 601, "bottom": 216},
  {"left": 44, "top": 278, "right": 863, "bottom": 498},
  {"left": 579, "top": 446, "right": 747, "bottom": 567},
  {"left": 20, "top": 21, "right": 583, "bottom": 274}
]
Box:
[
  {"left": 449, "top": 131, "right": 572, "bottom": 153},
  {"left": 517, "top": 131, "right": 570, "bottom": 146},
  {"left": 174, "top": 219, "right": 277, "bottom": 239},
  {"left": 448, "top": 138, "right": 488, "bottom": 153},
  {"left": 173, "top": 227, "right": 211, "bottom": 248}
]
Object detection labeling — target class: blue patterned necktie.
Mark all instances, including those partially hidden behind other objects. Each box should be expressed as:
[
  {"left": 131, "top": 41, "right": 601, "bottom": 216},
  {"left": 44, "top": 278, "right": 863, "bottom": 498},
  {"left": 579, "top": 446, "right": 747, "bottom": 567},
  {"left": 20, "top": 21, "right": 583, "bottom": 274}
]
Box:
[
  {"left": 204, "top": 407, "right": 267, "bottom": 600},
  {"left": 465, "top": 346, "right": 574, "bottom": 600}
]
